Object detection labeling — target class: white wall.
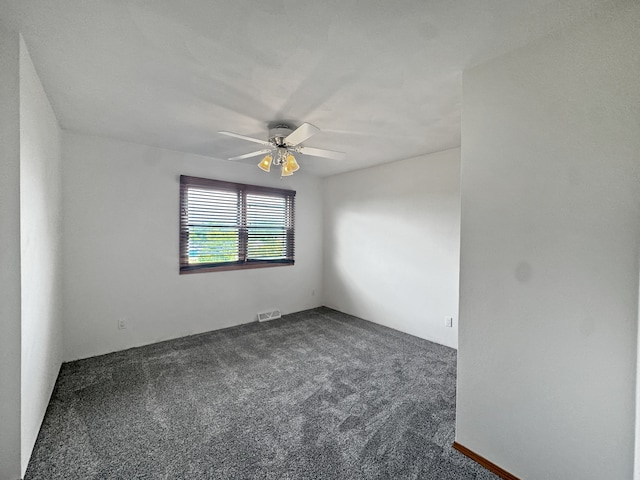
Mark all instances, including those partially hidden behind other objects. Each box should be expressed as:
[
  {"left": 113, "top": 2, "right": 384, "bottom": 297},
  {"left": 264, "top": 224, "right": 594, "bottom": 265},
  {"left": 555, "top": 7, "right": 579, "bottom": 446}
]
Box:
[
  {"left": 62, "top": 132, "right": 323, "bottom": 361},
  {"left": 637, "top": 254, "right": 640, "bottom": 480},
  {"left": 0, "top": 24, "right": 22, "bottom": 480},
  {"left": 19, "top": 37, "right": 63, "bottom": 476},
  {"left": 323, "top": 148, "right": 461, "bottom": 349},
  {"left": 456, "top": 3, "right": 640, "bottom": 479}
]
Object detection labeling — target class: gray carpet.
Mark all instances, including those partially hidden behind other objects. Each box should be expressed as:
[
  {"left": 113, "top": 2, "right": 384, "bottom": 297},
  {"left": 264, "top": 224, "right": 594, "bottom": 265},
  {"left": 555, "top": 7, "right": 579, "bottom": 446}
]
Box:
[{"left": 25, "top": 307, "right": 498, "bottom": 479}]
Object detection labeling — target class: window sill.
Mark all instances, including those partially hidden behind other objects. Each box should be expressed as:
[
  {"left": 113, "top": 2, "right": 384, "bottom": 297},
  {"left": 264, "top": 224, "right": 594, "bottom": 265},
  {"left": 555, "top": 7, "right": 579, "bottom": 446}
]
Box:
[{"left": 179, "top": 261, "right": 294, "bottom": 275}]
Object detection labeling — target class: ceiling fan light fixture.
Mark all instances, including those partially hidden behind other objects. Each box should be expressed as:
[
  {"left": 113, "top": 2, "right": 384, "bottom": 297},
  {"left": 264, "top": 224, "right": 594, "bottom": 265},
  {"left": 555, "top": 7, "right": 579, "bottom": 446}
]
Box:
[
  {"left": 258, "top": 154, "right": 273, "bottom": 172},
  {"left": 220, "top": 122, "right": 345, "bottom": 176},
  {"left": 285, "top": 153, "right": 300, "bottom": 173},
  {"left": 280, "top": 161, "right": 294, "bottom": 177},
  {"left": 275, "top": 148, "right": 287, "bottom": 165}
]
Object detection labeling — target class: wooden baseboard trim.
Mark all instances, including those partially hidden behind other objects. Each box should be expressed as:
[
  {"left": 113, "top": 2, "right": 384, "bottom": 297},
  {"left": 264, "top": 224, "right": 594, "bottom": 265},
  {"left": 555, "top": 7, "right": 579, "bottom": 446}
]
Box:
[{"left": 452, "top": 441, "right": 520, "bottom": 480}]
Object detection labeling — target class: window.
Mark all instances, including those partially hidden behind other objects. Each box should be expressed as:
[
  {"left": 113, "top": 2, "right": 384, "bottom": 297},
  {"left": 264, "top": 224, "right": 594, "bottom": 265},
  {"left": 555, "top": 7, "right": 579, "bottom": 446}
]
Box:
[{"left": 179, "top": 175, "right": 295, "bottom": 273}]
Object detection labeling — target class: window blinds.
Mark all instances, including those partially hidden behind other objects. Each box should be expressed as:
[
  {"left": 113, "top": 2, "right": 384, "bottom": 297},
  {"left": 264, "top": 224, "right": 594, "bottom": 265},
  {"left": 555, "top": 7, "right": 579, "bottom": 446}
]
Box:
[{"left": 180, "top": 175, "right": 295, "bottom": 273}]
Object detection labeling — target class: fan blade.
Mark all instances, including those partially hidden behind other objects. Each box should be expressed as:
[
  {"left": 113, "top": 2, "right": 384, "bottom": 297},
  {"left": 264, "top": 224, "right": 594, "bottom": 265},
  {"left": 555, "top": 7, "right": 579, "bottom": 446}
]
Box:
[
  {"left": 299, "top": 146, "right": 346, "bottom": 160},
  {"left": 218, "top": 131, "right": 271, "bottom": 146},
  {"left": 284, "top": 122, "right": 320, "bottom": 146},
  {"left": 228, "top": 149, "right": 272, "bottom": 161}
]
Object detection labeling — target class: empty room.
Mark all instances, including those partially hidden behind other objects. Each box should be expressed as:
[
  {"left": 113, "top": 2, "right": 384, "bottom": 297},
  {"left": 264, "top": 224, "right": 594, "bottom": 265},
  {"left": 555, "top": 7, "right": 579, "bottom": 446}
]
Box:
[{"left": 1, "top": 0, "right": 638, "bottom": 479}]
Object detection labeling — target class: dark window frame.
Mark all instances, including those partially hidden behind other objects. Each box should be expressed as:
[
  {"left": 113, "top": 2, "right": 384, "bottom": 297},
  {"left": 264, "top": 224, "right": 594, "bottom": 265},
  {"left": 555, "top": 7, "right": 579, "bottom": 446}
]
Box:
[{"left": 179, "top": 175, "right": 295, "bottom": 274}]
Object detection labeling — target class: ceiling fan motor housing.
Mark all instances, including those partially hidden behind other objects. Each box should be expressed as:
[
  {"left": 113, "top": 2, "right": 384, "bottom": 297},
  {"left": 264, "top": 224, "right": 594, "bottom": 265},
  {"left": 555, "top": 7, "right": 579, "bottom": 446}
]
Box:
[{"left": 269, "top": 124, "right": 294, "bottom": 147}]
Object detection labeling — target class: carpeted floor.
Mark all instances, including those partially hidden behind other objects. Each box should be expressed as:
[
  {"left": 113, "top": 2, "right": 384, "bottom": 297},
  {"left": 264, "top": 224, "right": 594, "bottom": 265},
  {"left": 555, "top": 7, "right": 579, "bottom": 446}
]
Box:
[{"left": 25, "top": 307, "right": 498, "bottom": 479}]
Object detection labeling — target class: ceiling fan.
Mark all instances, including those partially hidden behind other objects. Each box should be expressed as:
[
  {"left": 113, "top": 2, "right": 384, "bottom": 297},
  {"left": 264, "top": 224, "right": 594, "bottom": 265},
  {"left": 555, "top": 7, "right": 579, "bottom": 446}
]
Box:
[{"left": 218, "top": 123, "right": 346, "bottom": 176}]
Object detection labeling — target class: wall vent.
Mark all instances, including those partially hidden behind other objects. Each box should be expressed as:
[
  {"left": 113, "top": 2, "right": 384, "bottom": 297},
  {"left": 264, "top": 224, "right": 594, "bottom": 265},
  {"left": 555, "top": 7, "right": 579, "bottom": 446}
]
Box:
[{"left": 257, "top": 310, "right": 281, "bottom": 322}]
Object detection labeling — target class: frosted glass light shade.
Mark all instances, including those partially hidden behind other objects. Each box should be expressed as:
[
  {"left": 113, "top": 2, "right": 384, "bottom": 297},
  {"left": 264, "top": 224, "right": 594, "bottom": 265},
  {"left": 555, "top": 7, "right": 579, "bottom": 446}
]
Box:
[
  {"left": 285, "top": 154, "right": 300, "bottom": 173},
  {"left": 258, "top": 155, "right": 273, "bottom": 172},
  {"left": 281, "top": 163, "right": 294, "bottom": 176}
]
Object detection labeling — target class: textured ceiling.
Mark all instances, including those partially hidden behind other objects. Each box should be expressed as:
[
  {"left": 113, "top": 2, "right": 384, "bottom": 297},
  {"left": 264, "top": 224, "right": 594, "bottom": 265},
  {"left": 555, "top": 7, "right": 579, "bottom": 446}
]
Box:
[{"left": 1, "top": 0, "right": 607, "bottom": 176}]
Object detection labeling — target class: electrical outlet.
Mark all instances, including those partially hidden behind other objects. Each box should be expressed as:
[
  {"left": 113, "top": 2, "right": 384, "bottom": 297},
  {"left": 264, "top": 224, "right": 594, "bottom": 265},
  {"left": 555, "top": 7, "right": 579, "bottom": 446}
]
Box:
[
  {"left": 118, "top": 318, "right": 127, "bottom": 330},
  {"left": 445, "top": 316, "right": 453, "bottom": 328}
]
